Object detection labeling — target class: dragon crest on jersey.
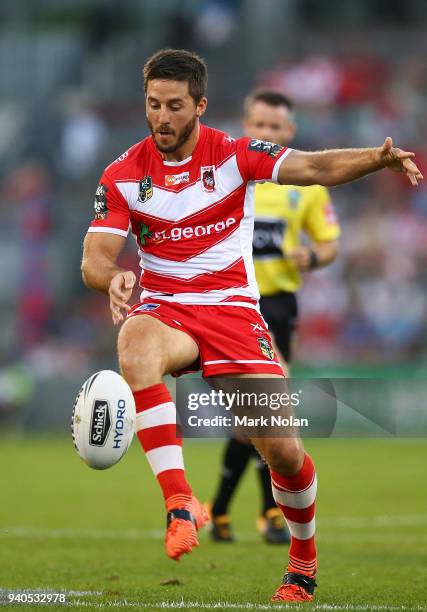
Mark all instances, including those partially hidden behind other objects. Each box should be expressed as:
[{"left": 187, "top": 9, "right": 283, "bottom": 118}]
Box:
[
  {"left": 258, "top": 337, "right": 274, "bottom": 360},
  {"left": 138, "top": 176, "right": 153, "bottom": 203},
  {"left": 201, "top": 165, "right": 216, "bottom": 192},
  {"left": 248, "top": 139, "right": 284, "bottom": 159},
  {"left": 94, "top": 183, "right": 108, "bottom": 220}
]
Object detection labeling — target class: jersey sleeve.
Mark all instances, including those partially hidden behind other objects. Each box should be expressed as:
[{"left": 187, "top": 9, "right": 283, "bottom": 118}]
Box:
[
  {"left": 235, "top": 137, "right": 293, "bottom": 184},
  {"left": 302, "top": 186, "right": 341, "bottom": 242},
  {"left": 88, "top": 171, "right": 130, "bottom": 237}
]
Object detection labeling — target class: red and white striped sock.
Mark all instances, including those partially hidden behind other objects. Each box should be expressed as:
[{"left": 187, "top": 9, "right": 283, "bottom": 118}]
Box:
[
  {"left": 134, "top": 383, "right": 192, "bottom": 506},
  {"left": 271, "top": 453, "right": 317, "bottom": 576}
]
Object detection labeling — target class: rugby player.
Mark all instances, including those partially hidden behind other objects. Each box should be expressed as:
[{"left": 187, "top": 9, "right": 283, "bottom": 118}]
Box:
[
  {"left": 81, "top": 49, "right": 422, "bottom": 602},
  {"left": 209, "top": 90, "right": 340, "bottom": 546}
]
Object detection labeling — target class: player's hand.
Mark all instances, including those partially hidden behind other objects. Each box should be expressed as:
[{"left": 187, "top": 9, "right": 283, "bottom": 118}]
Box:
[
  {"left": 109, "top": 271, "right": 136, "bottom": 325},
  {"left": 287, "top": 246, "right": 312, "bottom": 271},
  {"left": 378, "top": 137, "right": 423, "bottom": 186}
]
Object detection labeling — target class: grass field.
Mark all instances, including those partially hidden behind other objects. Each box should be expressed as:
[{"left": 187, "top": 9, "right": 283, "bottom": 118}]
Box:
[{"left": 0, "top": 436, "right": 426, "bottom": 610}]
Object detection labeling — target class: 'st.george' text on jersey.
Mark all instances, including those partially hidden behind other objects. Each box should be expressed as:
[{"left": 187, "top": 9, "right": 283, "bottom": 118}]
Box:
[{"left": 88, "top": 125, "right": 292, "bottom": 308}]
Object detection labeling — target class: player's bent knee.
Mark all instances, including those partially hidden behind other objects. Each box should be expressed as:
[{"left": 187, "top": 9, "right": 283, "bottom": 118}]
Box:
[{"left": 264, "top": 437, "right": 304, "bottom": 476}]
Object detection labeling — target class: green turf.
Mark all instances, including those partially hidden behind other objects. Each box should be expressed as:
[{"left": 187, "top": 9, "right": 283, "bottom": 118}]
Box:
[{"left": 0, "top": 436, "right": 426, "bottom": 610}]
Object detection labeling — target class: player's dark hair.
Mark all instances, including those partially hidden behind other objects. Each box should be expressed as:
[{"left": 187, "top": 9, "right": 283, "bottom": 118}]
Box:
[
  {"left": 244, "top": 89, "right": 294, "bottom": 117},
  {"left": 143, "top": 49, "right": 208, "bottom": 104}
]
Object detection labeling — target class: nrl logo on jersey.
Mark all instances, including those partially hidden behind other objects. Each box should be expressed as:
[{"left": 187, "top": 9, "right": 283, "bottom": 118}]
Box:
[
  {"left": 257, "top": 336, "right": 274, "bottom": 360},
  {"left": 94, "top": 183, "right": 108, "bottom": 220},
  {"left": 201, "top": 165, "right": 216, "bottom": 192},
  {"left": 138, "top": 176, "right": 153, "bottom": 203}
]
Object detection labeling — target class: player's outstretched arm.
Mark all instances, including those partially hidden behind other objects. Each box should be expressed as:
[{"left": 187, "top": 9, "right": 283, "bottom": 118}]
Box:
[
  {"left": 278, "top": 137, "right": 423, "bottom": 188},
  {"left": 81, "top": 232, "right": 136, "bottom": 325}
]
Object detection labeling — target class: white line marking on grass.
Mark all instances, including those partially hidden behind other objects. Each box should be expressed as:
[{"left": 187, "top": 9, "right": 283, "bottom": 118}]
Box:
[
  {"left": 0, "top": 590, "right": 102, "bottom": 595},
  {"left": 0, "top": 527, "right": 164, "bottom": 540},
  {"left": 314, "top": 608, "right": 427, "bottom": 611},
  {"left": 1, "top": 591, "right": 426, "bottom": 610},
  {"left": 1, "top": 515, "right": 427, "bottom": 543},
  {"left": 61, "top": 601, "right": 427, "bottom": 611},
  {"left": 320, "top": 515, "right": 427, "bottom": 529}
]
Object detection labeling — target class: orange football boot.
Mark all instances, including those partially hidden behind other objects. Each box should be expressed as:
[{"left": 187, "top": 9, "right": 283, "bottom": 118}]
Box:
[
  {"left": 272, "top": 571, "right": 317, "bottom": 602},
  {"left": 165, "top": 494, "right": 209, "bottom": 561}
]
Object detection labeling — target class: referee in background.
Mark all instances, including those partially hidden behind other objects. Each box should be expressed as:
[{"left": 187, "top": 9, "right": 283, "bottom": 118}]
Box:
[{"left": 209, "top": 90, "right": 341, "bottom": 543}]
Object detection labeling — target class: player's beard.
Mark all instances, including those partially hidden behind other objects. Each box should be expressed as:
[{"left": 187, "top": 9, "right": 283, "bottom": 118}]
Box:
[{"left": 148, "top": 114, "right": 198, "bottom": 154}]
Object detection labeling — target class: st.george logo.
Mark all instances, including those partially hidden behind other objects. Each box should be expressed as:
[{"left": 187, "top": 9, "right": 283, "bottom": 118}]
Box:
[
  {"left": 138, "top": 176, "right": 153, "bottom": 203},
  {"left": 201, "top": 166, "right": 216, "bottom": 192}
]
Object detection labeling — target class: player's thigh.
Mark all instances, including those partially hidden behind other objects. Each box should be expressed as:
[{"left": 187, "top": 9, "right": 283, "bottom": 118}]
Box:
[{"left": 118, "top": 314, "right": 199, "bottom": 376}]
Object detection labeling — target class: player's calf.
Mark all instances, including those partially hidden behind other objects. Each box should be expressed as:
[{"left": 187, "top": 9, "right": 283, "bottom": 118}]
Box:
[
  {"left": 257, "top": 437, "right": 304, "bottom": 476},
  {"left": 253, "top": 439, "right": 318, "bottom": 600},
  {"left": 117, "top": 314, "right": 204, "bottom": 560}
]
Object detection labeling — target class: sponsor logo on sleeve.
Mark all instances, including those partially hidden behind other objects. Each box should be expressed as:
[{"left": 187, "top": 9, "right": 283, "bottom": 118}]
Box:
[
  {"left": 94, "top": 183, "right": 109, "bottom": 220},
  {"left": 138, "top": 176, "right": 153, "bottom": 203},
  {"left": 165, "top": 171, "right": 190, "bottom": 186},
  {"left": 201, "top": 166, "right": 216, "bottom": 192},
  {"left": 248, "top": 139, "right": 284, "bottom": 158}
]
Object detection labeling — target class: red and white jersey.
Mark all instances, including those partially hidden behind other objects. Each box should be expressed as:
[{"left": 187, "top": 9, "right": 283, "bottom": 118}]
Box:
[{"left": 88, "top": 124, "right": 292, "bottom": 307}]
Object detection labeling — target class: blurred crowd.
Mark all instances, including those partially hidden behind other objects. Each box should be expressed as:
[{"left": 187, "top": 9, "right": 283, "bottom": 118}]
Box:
[
  {"left": 255, "top": 51, "right": 427, "bottom": 363},
  {"left": 0, "top": 2, "right": 426, "bottom": 422}
]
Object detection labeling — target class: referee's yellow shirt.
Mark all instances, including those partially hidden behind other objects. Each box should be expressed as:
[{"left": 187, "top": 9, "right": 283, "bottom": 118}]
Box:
[{"left": 253, "top": 183, "right": 341, "bottom": 295}]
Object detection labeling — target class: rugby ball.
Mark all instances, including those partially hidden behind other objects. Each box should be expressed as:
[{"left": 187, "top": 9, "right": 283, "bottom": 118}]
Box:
[{"left": 71, "top": 370, "right": 136, "bottom": 470}]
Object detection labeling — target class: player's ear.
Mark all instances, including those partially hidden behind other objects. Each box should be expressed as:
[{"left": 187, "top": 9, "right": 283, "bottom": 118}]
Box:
[
  {"left": 196, "top": 96, "right": 208, "bottom": 117},
  {"left": 287, "top": 121, "right": 297, "bottom": 141}
]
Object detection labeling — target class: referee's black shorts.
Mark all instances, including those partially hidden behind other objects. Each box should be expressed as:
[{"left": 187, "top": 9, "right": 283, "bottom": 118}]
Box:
[{"left": 259, "top": 292, "right": 298, "bottom": 363}]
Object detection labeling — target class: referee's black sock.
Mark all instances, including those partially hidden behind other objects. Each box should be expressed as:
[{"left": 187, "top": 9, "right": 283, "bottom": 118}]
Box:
[{"left": 211, "top": 438, "right": 252, "bottom": 516}]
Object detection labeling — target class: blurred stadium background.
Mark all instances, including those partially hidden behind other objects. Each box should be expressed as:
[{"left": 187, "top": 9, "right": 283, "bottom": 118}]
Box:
[
  {"left": 0, "top": 2, "right": 426, "bottom": 608},
  {"left": 0, "top": 0, "right": 426, "bottom": 430}
]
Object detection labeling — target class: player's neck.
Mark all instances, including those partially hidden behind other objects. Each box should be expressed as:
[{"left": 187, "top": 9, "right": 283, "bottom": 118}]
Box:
[{"left": 161, "top": 123, "right": 201, "bottom": 163}]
